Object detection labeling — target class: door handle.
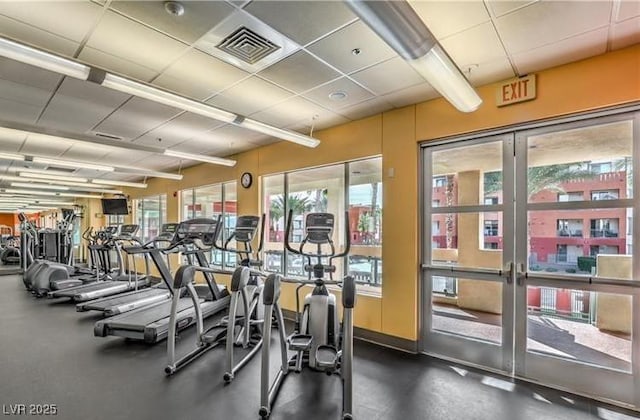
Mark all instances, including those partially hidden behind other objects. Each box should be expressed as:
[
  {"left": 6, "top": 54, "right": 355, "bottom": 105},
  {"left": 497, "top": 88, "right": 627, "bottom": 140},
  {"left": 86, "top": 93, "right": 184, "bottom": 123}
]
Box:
[
  {"left": 516, "top": 263, "right": 526, "bottom": 286},
  {"left": 504, "top": 262, "right": 514, "bottom": 284}
]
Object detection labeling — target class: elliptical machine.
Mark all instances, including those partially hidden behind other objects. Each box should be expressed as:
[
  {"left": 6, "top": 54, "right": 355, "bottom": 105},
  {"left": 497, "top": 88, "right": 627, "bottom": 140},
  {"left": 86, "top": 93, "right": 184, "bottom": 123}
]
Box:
[
  {"left": 259, "top": 211, "right": 356, "bottom": 419},
  {"left": 166, "top": 214, "right": 267, "bottom": 382}
]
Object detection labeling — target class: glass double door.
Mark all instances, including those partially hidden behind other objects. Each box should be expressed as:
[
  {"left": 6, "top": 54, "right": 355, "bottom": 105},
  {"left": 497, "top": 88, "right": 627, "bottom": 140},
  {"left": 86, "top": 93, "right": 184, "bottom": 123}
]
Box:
[{"left": 421, "top": 111, "right": 639, "bottom": 408}]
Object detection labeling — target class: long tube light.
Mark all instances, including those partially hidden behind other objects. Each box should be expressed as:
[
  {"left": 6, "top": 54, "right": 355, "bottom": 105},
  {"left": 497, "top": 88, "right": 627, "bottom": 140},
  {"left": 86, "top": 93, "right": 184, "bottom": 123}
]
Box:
[
  {"left": 0, "top": 152, "right": 25, "bottom": 161},
  {"left": 346, "top": 0, "right": 482, "bottom": 113},
  {"left": 115, "top": 168, "right": 183, "bottom": 181},
  {"left": 11, "top": 168, "right": 84, "bottom": 178},
  {"left": 3, "top": 189, "right": 103, "bottom": 199},
  {"left": 21, "top": 172, "right": 89, "bottom": 183},
  {"left": 0, "top": 37, "right": 90, "bottom": 80},
  {"left": 163, "top": 150, "right": 236, "bottom": 167},
  {"left": 238, "top": 118, "right": 320, "bottom": 148},
  {"left": 11, "top": 182, "right": 69, "bottom": 191},
  {"left": 92, "top": 179, "right": 147, "bottom": 189},
  {"left": 32, "top": 157, "right": 115, "bottom": 172}
]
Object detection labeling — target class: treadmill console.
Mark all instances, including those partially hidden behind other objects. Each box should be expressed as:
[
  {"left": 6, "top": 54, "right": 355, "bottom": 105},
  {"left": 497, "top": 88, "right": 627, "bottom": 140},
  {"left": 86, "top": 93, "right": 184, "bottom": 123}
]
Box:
[
  {"left": 157, "top": 223, "right": 180, "bottom": 242},
  {"left": 234, "top": 215, "right": 260, "bottom": 243},
  {"left": 120, "top": 224, "right": 140, "bottom": 237},
  {"left": 177, "top": 218, "right": 219, "bottom": 246},
  {"left": 305, "top": 213, "right": 334, "bottom": 244}
]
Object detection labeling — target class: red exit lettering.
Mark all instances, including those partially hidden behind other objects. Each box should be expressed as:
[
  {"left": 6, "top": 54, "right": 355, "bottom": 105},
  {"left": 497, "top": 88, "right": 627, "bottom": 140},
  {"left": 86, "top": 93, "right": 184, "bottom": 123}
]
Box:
[{"left": 497, "top": 75, "right": 536, "bottom": 107}]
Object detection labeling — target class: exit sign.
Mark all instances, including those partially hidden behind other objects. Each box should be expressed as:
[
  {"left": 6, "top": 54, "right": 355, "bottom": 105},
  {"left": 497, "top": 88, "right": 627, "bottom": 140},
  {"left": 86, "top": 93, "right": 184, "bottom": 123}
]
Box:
[{"left": 496, "top": 74, "right": 536, "bottom": 107}]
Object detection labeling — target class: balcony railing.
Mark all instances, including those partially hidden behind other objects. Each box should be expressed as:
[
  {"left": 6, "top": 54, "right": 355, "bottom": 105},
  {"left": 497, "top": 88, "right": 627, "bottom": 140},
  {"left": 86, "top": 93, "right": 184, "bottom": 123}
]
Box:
[
  {"left": 528, "top": 287, "right": 592, "bottom": 322},
  {"left": 590, "top": 229, "right": 619, "bottom": 238},
  {"left": 557, "top": 229, "right": 583, "bottom": 237}
]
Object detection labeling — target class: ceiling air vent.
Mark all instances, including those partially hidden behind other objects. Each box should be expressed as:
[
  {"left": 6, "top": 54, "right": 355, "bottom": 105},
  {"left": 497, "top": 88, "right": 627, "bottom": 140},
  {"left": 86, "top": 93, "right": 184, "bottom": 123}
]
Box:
[
  {"left": 93, "top": 132, "right": 123, "bottom": 141},
  {"left": 46, "top": 166, "right": 75, "bottom": 173},
  {"left": 217, "top": 26, "right": 281, "bottom": 65}
]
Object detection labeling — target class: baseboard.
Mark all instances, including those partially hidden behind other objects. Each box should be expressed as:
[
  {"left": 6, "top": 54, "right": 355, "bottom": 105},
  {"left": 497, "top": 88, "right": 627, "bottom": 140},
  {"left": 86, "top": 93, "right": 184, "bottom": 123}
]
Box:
[{"left": 281, "top": 308, "right": 419, "bottom": 354}]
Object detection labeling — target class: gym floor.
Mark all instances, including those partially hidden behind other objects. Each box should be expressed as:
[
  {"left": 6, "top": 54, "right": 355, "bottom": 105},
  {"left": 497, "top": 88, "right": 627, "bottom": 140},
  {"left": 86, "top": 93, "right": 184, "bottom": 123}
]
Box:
[{"left": 0, "top": 274, "right": 637, "bottom": 420}]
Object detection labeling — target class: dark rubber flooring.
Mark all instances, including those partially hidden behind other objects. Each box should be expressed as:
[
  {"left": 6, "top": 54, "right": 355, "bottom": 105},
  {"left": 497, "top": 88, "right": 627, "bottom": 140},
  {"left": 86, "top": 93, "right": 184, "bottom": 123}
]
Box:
[{"left": 0, "top": 275, "right": 638, "bottom": 420}]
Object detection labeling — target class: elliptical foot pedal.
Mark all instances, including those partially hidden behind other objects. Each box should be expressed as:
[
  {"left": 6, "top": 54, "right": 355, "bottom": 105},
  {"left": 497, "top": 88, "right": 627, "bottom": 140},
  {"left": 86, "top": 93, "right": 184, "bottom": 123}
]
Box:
[
  {"left": 202, "top": 325, "right": 227, "bottom": 344},
  {"left": 288, "top": 334, "right": 313, "bottom": 351},
  {"left": 315, "top": 345, "right": 338, "bottom": 369}
]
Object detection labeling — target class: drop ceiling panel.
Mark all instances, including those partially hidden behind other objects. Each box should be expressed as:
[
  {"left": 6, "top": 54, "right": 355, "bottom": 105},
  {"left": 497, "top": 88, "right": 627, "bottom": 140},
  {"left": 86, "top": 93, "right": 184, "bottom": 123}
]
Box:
[
  {"left": 512, "top": 27, "right": 608, "bottom": 75},
  {"left": 93, "top": 97, "right": 182, "bottom": 140},
  {"left": 206, "top": 76, "right": 294, "bottom": 116},
  {"left": 351, "top": 57, "right": 424, "bottom": 96},
  {"left": 86, "top": 10, "right": 189, "bottom": 73},
  {"left": 0, "top": 97, "right": 43, "bottom": 125},
  {"left": 38, "top": 78, "right": 130, "bottom": 133},
  {"left": 134, "top": 112, "right": 225, "bottom": 149},
  {"left": 244, "top": 1, "right": 355, "bottom": 45},
  {"left": 0, "top": 58, "right": 63, "bottom": 92},
  {"left": 0, "top": 128, "right": 26, "bottom": 152},
  {"left": 333, "top": 96, "right": 392, "bottom": 121},
  {"left": 495, "top": 1, "right": 612, "bottom": 54},
  {"left": 0, "top": 1, "right": 103, "bottom": 42},
  {"left": 410, "top": 1, "right": 491, "bottom": 39},
  {"left": 154, "top": 50, "right": 249, "bottom": 101},
  {"left": 211, "top": 123, "right": 268, "bottom": 144},
  {"left": 251, "top": 96, "right": 331, "bottom": 128},
  {"left": 20, "top": 135, "right": 73, "bottom": 156},
  {"left": 130, "top": 154, "right": 177, "bottom": 170},
  {"left": 465, "top": 57, "right": 515, "bottom": 86},
  {"left": 109, "top": 1, "right": 235, "bottom": 43},
  {"left": 307, "top": 20, "right": 396, "bottom": 75},
  {"left": 60, "top": 143, "right": 113, "bottom": 161},
  {"left": 610, "top": 16, "right": 640, "bottom": 50},
  {"left": 101, "top": 149, "right": 155, "bottom": 166},
  {"left": 486, "top": 0, "right": 537, "bottom": 18},
  {"left": 0, "top": 79, "right": 53, "bottom": 107},
  {"left": 0, "top": 15, "right": 79, "bottom": 57},
  {"left": 382, "top": 83, "right": 438, "bottom": 108},
  {"left": 302, "top": 77, "right": 374, "bottom": 110},
  {"left": 440, "top": 22, "right": 508, "bottom": 68},
  {"left": 258, "top": 50, "right": 341, "bottom": 94},
  {"left": 78, "top": 46, "right": 158, "bottom": 82},
  {"left": 617, "top": 0, "right": 640, "bottom": 21}
]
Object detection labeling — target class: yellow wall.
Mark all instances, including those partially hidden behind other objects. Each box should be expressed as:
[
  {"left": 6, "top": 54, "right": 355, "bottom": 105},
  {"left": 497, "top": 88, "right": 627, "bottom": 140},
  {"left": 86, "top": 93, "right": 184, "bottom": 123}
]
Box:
[{"left": 124, "top": 45, "right": 640, "bottom": 342}]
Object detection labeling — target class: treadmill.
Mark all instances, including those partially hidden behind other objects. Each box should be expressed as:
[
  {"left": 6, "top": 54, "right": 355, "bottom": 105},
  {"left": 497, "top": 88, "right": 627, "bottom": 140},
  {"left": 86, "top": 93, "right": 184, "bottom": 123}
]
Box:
[
  {"left": 48, "top": 224, "right": 148, "bottom": 302},
  {"left": 76, "top": 223, "right": 180, "bottom": 316},
  {"left": 94, "top": 218, "right": 231, "bottom": 344}
]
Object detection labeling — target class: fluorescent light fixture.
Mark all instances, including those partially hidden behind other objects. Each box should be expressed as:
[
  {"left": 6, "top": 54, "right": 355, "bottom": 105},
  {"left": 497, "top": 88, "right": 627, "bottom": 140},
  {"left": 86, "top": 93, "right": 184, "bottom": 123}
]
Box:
[
  {"left": 0, "top": 37, "right": 90, "bottom": 80},
  {"left": 239, "top": 118, "right": 320, "bottom": 148},
  {"left": 101, "top": 74, "right": 237, "bottom": 123},
  {"left": 11, "top": 168, "right": 82, "bottom": 178},
  {"left": 20, "top": 172, "right": 88, "bottom": 183},
  {"left": 346, "top": 0, "right": 482, "bottom": 113},
  {"left": 32, "top": 157, "right": 115, "bottom": 172},
  {"left": 115, "top": 168, "right": 183, "bottom": 181},
  {"left": 91, "top": 179, "right": 147, "bottom": 189},
  {"left": 163, "top": 150, "right": 236, "bottom": 167},
  {"left": 58, "top": 192, "right": 103, "bottom": 199},
  {"left": 0, "top": 152, "right": 25, "bottom": 161},
  {"left": 4, "top": 190, "right": 103, "bottom": 199},
  {"left": 11, "top": 182, "right": 69, "bottom": 190}
]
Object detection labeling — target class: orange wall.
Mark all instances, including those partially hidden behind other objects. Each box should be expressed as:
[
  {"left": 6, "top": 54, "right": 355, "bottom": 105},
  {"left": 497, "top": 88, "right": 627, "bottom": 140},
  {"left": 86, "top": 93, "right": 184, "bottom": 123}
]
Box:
[
  {"left": 124, "top": 45, "right": 640, "bottom": 342},
  {"left": 0, "top": 213, "right": 17, "bottom": 232}
]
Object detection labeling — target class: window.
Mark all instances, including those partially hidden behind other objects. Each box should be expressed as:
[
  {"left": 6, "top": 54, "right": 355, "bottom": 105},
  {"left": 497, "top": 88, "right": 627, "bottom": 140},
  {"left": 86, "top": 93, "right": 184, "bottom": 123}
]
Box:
[
  {"left": 590, "top": 245, "right": 619, "bottom": 256},
  {"left": 180, "top": 182, "right": 237, "bottom": 270},
  {"left": 589, "top": 162, "right": 612, "bottom": 174},
  {"left": 557, "top": 244, "right": 568, "bottom": 262},
  {"left": 484, "top": 196, "right": 498, "bottom": 205},
  {"left": 432, "top": 221, "right": 440, "bottom": 235},
  {"left": 591, "top": 189, "right": 619, "bottom": 200},
  {"left": 484, "top": 220, "right": 498, "bottom": 236},
  {"left": 432, "top": 199, "right": 440, "bottom": 207},
  {"left": 557, "top": 192, "right": 583, "bottom": 202},
  {"left": 134, "top": 195, "right": 166, "bottom": 243},
  {"left": 556, "top": 219, "right": 583, "bottom": 237},
  {"left": 107, "top": 214, "right": 124, "bottom": 226},
  {"left": 628, "top": 216, "right": 633, "bottom": 235},
  {"left": 432, "top": 276, "right": 456, "bottom": 296},
  {"left": 433, "top": 176, "right": 447, "bottom": 188},
  {"left": 590, "top": 218, "right": 619, "bottom": 237},
  {"left": 262, "top": 157, "right": 383, "bottom": 288},
  {"left": 484, "top": 242, "right": 499, "bottom": 250}
]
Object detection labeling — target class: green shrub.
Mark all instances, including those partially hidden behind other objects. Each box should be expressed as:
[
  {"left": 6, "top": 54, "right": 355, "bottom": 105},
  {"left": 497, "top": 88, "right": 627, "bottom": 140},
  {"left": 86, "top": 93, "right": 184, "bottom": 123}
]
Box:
[
  {"left": 565, "top": 268, "right": 577, "bottom": 273},
  {"left": 577, "top": 256, "right": 596, "bottom": 272}
]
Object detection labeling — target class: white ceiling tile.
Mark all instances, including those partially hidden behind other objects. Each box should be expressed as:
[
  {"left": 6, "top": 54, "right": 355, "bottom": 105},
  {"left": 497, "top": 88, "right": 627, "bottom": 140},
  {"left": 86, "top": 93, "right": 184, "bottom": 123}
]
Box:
[
  {"left": 382, "top": 83, "right": 439, "bottom": 108},
  {"left": 466, "top": 57, "right": 515, "bottom": 86},
  {"left": 610, "top": 16, "right": 640, "bottom": 49},
  {"left": 213, "top": 124, "right": 267, "bottom": 143},
  {"left": 86, "top": 10, "right": 189, "bottom": 73},
  {"left": 101, "top": 149, "right": 155, "bottom": 166},
  {"left": 496, "top": 1, "right": 612, "bottom": 54},
  {"left": 617, "top": 0, "right": 640, "bottom": 21},
  {"left": 288, "top": 109, "right": 350, "bottom": 132},
  {"left": 78, "top": 46, "right": 158, "bottom": 82},
  {"left": 486, "top": 0, "right": 538, "bottom": 18},
  {"left": 351, "top": 57, "right": 424, "bottom": 96},
  {"left": 109, "top": 1, "right": 235, "bottom": 43},
  {"left": 0, "top": 127, "right": 26, "bottom": 152},
  {"left": 307, "top": 20, "right": 397, "bottom": 74},
  {"left": 93, "top": 97, "right": 182, "bottom": 140},
  {"left": 0, "top": 97, "right": 43, "bottom": 125},
  {"left": 154, "top": 50, "right": 249, "bottom": 101},
  {"left": 0, "top": 58, "right": 63, "bottom": 91},
  {"left": 512, "top": 27, "right": 608, "bottom": 75},
  {"left": 134, "top": 112, "right": 225, "bottom": 148},
  {"left": 19, "top": 135, "right": 72, "bottom": 157},
  {"left": 258, "top": 50, "right": 341, "bottom": 94},
  {"left": 410, "top": 1, "right": 491, "bottom": 39},
  {"left": 0, "top": 79, "right": 53, "bottom": 107},
  {"left": 130, "top": 154, "right": 178, "bottom": 170},
  {"left": 244, "top": 0, "right": 355, "bottom": 45},
  {"left": 0, "top": 1, "right": 103, "bottom": 42},
  {"left": 441, "top": 22, "right": 508, "bottom": 68},
  {"left": 302, "top": 77, "right": 374, "bottom": 110},
  {"left": 0, "top": 15, "right": 79, "bottom": 57},
  {"left": 207, "top": 76, "right": 294, "bottom": 116},
  {"left": 338, "top": 97, "right": 393, "bottom": 121},
  {"left": 60, "top": 143, "right": 113, "bottom": 161},
  {"left": 38, "top": 78, "right": 130, "bottom": 133},
  {"left": 251, "top": 96, "right": 332, "bottom": 128}
]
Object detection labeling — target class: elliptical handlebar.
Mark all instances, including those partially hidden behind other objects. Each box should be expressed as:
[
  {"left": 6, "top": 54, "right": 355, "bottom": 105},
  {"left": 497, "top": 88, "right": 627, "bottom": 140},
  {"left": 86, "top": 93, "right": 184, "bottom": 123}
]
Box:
[{"left": 284, "top": 209, "right": 351, "bottom": 259}]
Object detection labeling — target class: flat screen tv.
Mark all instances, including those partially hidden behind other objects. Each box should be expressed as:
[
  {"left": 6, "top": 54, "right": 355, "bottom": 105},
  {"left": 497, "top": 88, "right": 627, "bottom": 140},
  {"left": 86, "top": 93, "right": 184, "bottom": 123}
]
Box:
[{"left": 101, "top": 198, "right": 129, "bottom": 215}]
